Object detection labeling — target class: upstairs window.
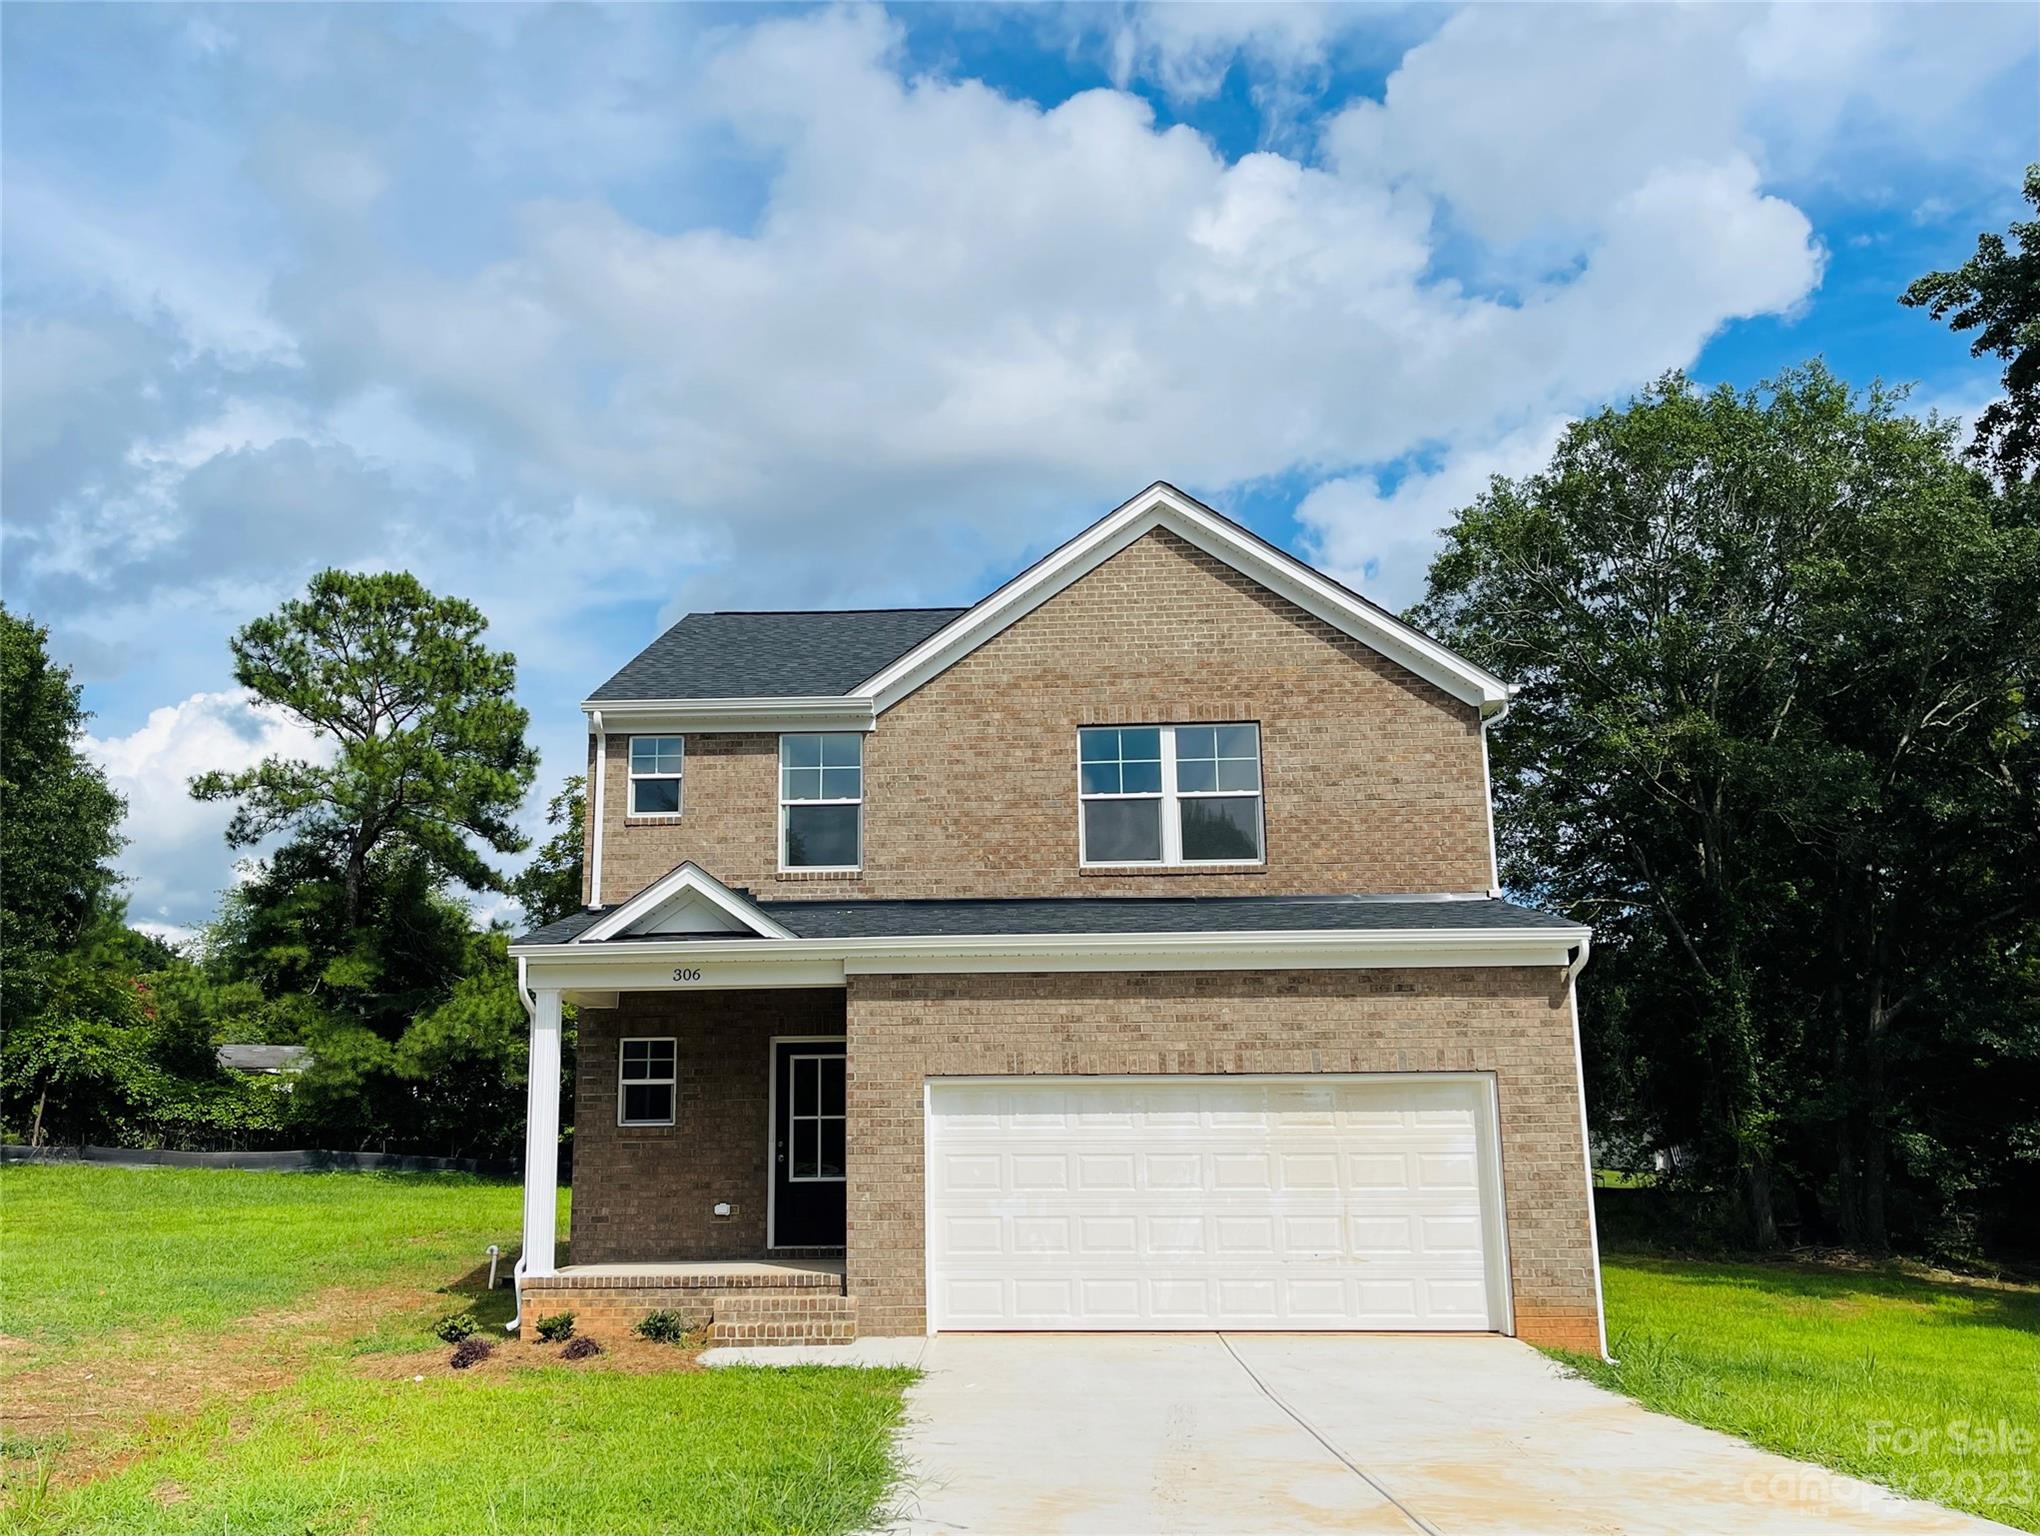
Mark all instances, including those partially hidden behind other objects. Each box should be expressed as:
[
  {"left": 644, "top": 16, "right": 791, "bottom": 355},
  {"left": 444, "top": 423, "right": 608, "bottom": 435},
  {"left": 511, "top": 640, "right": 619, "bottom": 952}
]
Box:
[
  {"left": 618, "top": 1037, "right": 676, "bottom": 1126},
  {"left": 628, "top": 736, "right": 684, "bottom": 816},
  {"left": 1079, "top": 723, "right": 1263, "bottom": 866},
  {"left": 780, "top": 733, "right": 863, "bottom": 870}
]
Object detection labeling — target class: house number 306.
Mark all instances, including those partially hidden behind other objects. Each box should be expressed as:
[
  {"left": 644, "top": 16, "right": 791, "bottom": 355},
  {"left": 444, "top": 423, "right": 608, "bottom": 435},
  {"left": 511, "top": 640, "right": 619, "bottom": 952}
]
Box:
[{"left": 671, "top": 967, "right": 703, "bottom": 983}]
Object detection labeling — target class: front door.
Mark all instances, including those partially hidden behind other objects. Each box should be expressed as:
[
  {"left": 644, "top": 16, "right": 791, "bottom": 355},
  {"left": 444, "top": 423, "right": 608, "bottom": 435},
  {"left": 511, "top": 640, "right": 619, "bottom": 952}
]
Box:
[{"left": 772, "top": 1039, "right": 846, "bottom": 1247}]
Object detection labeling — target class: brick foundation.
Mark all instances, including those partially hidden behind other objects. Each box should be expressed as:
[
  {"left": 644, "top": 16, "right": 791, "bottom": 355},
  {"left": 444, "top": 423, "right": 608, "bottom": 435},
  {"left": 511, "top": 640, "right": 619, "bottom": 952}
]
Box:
[{"left": 709, "top": 1293, "right": 859, "bottom": 1346}]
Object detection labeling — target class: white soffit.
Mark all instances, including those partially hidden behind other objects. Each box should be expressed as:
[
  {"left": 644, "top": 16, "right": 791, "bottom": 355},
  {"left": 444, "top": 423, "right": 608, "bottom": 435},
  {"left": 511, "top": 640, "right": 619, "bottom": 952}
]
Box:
[{"left": 856, "top": 483, "right": 1513, "bottom": 716}]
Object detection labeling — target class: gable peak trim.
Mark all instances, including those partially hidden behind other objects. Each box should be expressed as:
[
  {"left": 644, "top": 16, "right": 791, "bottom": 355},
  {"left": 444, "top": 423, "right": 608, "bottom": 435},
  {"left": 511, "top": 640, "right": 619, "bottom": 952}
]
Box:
[{"left": 576, "top": 861, "right": 796, "bottom": 943}]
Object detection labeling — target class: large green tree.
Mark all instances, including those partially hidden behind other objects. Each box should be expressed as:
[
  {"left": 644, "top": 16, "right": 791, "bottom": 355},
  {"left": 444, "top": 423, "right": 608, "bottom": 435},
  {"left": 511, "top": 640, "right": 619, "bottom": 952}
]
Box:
[
  {"left": 1415, "top": 365, "right": 2040, "bottom": 1255},
  {"left": 1904, "top": 164, "right": 2040, "bottom": 483},
  {"left": 1, "top": 606, "right": 126, "bottom": 987},
  {"left": 191, "top": 570, "right": 538, "bottom": 927},
  {"left": 509, "top": 775, "right": 586, "bottom": 930}
]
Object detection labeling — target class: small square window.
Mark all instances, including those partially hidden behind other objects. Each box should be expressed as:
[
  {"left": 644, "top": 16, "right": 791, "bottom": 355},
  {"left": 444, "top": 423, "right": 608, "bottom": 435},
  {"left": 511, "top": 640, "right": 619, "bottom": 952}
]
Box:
[
  {"left": 618, "top": 1036, "right": 676, "bottom": 1126},
  {"left": 627, "top": 736, "right": 684, "bottom": 817}
]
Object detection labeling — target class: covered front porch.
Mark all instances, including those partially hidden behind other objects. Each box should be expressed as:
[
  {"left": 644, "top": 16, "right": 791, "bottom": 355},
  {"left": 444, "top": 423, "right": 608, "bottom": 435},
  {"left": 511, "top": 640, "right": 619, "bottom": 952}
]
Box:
[{"left": 511, "top": 970, "right": 854, "bottom": 1343}]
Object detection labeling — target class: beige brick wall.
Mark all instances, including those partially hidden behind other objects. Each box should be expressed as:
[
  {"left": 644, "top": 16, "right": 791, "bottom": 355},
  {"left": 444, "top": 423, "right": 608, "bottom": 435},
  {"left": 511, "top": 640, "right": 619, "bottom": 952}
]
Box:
[
  {"left": 568, "top": 988, "right": 844, "bottom": 1264},
  {"left": 589, "top": 527, "right": 1493, "bottom": 905},
  {"left": 843, "top": 967, "right": 1602, "bottom": 1352}
]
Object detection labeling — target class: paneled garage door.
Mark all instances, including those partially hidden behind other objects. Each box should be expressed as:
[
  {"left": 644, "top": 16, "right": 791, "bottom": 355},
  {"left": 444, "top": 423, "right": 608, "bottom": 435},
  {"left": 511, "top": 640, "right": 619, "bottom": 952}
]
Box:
[{"left": 925, "top": 1075, "right": 1509, "bottom": 1332}]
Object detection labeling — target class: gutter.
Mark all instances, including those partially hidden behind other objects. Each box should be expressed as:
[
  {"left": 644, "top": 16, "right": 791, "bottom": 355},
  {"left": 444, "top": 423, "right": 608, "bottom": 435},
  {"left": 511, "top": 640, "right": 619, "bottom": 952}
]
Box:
[
  {"left": 587, "top": 710, "right": 606, "bottom": 908},
  {"left": 1565, "top": 933, "right": 1592, "bottom": 983}
]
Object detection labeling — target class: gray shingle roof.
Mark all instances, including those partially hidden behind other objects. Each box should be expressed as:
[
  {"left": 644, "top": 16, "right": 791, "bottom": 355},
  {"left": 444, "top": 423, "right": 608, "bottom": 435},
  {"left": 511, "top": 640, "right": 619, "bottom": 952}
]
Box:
[
  {"left": 216, "top": 1044, "right": 311, "bottom": 1073},
  {"left": 516, "top": 895, "right": 1578, "bottom": 947},
  {"left": 587, "top": 608, "right": 967, "bottom": 702}
]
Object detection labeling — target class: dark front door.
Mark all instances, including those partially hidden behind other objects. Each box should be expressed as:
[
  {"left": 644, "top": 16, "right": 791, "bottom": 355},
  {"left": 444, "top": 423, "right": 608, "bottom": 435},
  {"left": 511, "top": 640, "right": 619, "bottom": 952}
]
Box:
[{"left": 772, "top": 1039, "right": 846, "bottom": 1247}]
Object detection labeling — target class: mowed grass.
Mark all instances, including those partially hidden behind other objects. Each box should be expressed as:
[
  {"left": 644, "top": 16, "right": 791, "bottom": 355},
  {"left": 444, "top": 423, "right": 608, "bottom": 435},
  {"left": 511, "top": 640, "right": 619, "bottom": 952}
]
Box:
[
  {"left": 1554, "top": 1254, "right": 2040, "bottom": 1531},
  {"left": 0, "top": 1164, "right": 915, "bottom": 1536},
  {"left": 19, "top": 1362, "right": 913, "bottom": 1536},
  {"left": 0, "top": 1164, "right": 535, "bottom": 1356}
]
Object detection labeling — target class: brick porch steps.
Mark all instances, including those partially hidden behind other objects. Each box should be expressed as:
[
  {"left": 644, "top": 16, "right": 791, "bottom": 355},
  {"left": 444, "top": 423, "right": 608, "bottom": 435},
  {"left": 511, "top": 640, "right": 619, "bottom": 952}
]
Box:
[
  {"left": 517, "top": 1260, "right": 846, "bottom": 1342},
  {"left": 709, "top": 1291, "right": 859, "bottom": 1346}
]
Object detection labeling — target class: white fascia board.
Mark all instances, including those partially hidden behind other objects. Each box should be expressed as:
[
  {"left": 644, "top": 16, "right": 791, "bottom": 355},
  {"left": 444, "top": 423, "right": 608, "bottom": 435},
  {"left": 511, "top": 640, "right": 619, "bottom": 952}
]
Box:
[
  {"left": 576, "top": 861, "right": 798, "bottom": 943},
  {"left": 579, "top": 697, "right": 876, "bottom": 735},
  {"left": 513, "top": 925, "right": 1591, "bottom": 992},
  {"left": 854, "top": 483, "right": 1514, "bottom": 716}
]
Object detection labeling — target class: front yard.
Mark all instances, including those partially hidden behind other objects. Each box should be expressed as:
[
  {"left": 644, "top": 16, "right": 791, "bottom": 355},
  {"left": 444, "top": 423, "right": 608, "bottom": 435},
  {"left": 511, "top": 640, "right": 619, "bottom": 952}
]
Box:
[
  {"left": 3, "top": 1165, "right": 2033, "bottom": 1533},
  {"left": 1553, "top": 1254, "right": 2039, "bottom": 1531},
  {"left": 0, "top": 1165, "right": 914, "bottom": 1535}
]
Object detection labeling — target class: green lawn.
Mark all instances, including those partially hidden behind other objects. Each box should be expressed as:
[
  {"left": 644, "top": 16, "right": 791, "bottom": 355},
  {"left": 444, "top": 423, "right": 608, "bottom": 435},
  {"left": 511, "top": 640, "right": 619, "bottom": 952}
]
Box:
[
  {"left": 1554, "top": 1254, "right": 2040, "bottom": 1531},
  {"left": 0, "top": 1164, "right": 915, "bottom": 1536}
]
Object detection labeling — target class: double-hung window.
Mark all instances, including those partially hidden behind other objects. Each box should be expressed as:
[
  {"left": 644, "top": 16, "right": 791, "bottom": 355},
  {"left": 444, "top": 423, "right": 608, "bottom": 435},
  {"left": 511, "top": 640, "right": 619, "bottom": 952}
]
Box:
[
  {"left": 1079, "top": 723, "right": 1263, "bottom": 866},
  {"left": 628, "top": 736, "right": 684, "bottom": 816},
  {"left": 780, "top": 733, "right": 862, "bottom": 870},
  {"left": 618, "top": 1037, "right": 676, "bottom": 1126}
]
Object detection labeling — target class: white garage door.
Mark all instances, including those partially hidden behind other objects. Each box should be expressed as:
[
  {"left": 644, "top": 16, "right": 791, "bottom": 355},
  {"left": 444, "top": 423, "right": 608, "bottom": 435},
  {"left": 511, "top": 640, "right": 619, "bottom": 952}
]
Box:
[{"left": 925, "top": 1075, "right": 1508, "bottom": 1332}]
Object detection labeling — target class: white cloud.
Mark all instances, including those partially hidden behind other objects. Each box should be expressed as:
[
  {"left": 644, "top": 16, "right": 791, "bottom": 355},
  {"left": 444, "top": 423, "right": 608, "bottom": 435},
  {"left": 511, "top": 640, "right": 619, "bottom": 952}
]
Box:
[
  {"left": 1298, "top": 419, "right": 1569, "bottom": 612},
  {"left": 84, "top": 691, "right": 330, "bottom": 928},
  {"left": 6, "top": 1, "right": 2028, "bottom": 925}
]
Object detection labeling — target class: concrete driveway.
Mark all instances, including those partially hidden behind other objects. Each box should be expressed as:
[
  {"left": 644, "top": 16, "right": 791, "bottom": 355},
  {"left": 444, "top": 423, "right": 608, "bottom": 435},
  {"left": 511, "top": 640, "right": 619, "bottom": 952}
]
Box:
[{"left": 869, "top": 1334, "right": 2010, "bottom": 1535}]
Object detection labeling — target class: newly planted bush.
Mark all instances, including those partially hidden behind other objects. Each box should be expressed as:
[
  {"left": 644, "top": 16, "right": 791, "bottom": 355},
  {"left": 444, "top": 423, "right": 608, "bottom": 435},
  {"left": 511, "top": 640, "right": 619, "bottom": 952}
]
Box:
[
  {"left": 560, "top": 1335, "right": 603, "bottom": 1361},
  {"left": 449, "top": 1336, "right": 493, "bottom": 1370},
  {"left": 535, "top": 1311, "right": 576, "bottom": 1343},
  {"left": 633, "top": 1308, "right": 689, "bottom": 1344},
  {"left": 434, "top": 1310, "right": 477, "bottom": 1344}
]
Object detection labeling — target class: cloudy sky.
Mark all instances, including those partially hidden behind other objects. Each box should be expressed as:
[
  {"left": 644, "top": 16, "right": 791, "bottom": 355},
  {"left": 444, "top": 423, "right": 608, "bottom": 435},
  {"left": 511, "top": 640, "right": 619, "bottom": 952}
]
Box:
[{"left": 2, "top": 2, "right": 2029, "bottom": 941}]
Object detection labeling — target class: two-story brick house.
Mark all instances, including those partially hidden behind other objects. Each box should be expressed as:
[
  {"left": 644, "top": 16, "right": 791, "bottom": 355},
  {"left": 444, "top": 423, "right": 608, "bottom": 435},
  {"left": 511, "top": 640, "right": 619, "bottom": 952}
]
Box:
[{"left": 508, "top": 482, "right": 1604, "bottom": 1355}]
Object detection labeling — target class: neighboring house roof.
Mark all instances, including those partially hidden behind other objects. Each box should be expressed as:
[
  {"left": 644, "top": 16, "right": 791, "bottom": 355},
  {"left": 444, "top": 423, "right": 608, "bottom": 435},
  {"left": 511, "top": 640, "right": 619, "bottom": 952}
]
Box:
[
  {"left": 584, "top": 483, "right": 1512, "bottom": 718},
  {"left": 216, "top": 1044, "right": 310, "bottom": 1074},
  {"left": 587, "top": 608, "right": 966, "bottom": 703},
  {"left": 517, "top": 892, "right": 1576, "bottom": 947}
]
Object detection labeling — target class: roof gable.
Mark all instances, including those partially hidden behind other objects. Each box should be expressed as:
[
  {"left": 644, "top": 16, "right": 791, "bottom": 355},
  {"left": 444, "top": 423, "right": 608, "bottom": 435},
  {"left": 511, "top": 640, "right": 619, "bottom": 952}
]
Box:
[
  {"left": 858, "top": 483, "right": 1510, "bottom": 715},
  {"left": 576, "top": 862, "right": 796, "bottom": 943}
]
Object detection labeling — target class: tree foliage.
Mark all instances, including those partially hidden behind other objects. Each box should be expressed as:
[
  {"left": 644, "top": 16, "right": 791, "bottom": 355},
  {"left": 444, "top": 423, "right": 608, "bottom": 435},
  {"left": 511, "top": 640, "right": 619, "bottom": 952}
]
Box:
[
  {"left": 190, "top": 569, "right": 538, "bottom": 926},
  {"left": 1903, "top": 163, "right": 2040, "bottom": 483},
  {"left": 1415, "top": 364, "right": 2040, "bottom": 1258},
  {"left": 1, "top": 606, "right": 126, "bottom": 1007},
  {"left": 510, "top": 775, "right": 586, "bottom": 930}
]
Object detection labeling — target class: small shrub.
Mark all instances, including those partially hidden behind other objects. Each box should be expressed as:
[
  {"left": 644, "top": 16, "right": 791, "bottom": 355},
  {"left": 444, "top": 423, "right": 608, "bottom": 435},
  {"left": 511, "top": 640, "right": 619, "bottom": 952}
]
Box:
[
  {"left": 434, "top": 1310, "right": 477, "bottom": 1344},
  {"left": 449, "top": 1336, "right": 494, "bottom": 1370},
  {"left": 633, "top": 1308, "right": 689, "bottom": 1344},
  {"left": 535, "top": 1311, "right": 576, "bottom": 1343},
  {"left": 560, "top": 1335, "right": 603, "bottom": 1361}
]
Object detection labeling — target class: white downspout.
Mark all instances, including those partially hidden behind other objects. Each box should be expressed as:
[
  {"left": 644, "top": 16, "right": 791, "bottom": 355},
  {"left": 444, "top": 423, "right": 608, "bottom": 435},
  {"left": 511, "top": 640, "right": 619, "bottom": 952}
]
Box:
[
  {"left": 587, "top": 710, "right": 606, "bottom": 908},
  {"left": 1563, "top": 936, "right": 1610, "bottom": 1360}
]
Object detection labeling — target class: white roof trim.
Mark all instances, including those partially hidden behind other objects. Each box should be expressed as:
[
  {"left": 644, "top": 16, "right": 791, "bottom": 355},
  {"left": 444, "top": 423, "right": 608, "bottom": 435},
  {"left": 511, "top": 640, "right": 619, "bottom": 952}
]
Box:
[
  {"left": 577, "top": 698, "right": 876, "bottom": 734},
  {"left": 512, "top": 924, "right": 1591, "bottom": 986},
  {"left": 856, "top": 482, "right": 1513, "bottom": 716},
  {"left": 575, "top": 862, "right": 797, "bottom": 943}
]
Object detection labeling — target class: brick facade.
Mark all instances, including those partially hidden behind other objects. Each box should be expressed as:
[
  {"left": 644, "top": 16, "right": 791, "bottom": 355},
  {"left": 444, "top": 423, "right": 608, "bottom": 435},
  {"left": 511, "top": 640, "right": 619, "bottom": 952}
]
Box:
[
  {"left": 567, "top": 988, "right": 844, "bottom": 1265},
  {"left": 587, "top": 527, "right": 1493, "bottom": 906},
  {"left": 843, "top": 967, "right": 1601, "bottom": 1353}
]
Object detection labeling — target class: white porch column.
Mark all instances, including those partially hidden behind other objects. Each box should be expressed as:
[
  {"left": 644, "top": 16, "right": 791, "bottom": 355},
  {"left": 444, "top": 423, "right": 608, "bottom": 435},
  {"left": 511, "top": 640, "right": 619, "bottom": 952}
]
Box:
[{"left": 521, "top": 986, "right": 564, "bottom": 1277}]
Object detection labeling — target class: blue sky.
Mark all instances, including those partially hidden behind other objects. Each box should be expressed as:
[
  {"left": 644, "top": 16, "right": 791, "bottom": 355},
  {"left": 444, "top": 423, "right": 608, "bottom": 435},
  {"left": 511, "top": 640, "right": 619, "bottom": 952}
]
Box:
[{"left": 3, "top": 2, "right": 2030, "bottom": 937}]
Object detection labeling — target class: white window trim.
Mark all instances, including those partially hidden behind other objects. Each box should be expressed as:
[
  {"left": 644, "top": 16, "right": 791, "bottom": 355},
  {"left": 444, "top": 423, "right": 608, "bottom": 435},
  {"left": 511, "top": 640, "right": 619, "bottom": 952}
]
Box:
[
  {"left": 784, "top": 1050, "right": 848, "bottom": 1185},
  {"left": 778, "top": 733, "right": 863, "bottom": 874},
  {"left": 1078, "top": 722, "right": 1265, "bottom": 869},
  {"left": 616, "top": 1035, "right": 677, "bottom": 1127},
  {"left": 626, "top": 734, "right": 684, "bottom": 820}
]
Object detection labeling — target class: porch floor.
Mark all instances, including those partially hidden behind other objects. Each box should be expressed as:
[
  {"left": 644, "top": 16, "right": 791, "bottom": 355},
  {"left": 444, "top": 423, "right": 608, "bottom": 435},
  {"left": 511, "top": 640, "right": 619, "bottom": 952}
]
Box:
[{"left": 556, "top": 1258, "right": 844, "bottom": 1282}]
